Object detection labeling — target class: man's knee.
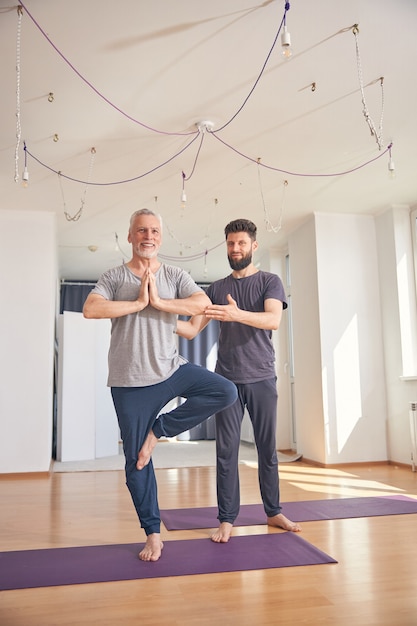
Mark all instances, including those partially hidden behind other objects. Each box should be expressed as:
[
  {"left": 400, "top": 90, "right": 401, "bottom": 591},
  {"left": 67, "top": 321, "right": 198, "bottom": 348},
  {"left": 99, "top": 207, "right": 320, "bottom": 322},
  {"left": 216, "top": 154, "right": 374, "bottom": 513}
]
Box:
[{"left": 221, "top": 379, "right": 238, "bottom": 405}]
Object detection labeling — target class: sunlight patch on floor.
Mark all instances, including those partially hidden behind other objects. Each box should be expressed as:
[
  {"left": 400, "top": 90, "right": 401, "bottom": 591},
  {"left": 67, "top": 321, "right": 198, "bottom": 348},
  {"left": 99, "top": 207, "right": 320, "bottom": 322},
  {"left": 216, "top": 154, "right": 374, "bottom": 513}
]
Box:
[{"left": 277, "top": 464, "right": 407, "bottom": 498}]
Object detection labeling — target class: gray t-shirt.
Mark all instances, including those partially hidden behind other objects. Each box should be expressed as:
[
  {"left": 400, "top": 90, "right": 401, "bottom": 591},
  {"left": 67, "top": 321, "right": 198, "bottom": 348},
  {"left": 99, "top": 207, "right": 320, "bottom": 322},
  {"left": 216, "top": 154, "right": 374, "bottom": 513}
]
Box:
[
  {"left": 91, "top": 263, "right": 203, "bottom": 387},
  {"left": 206, "top": 271, "right": 287, "bottom": 384}
]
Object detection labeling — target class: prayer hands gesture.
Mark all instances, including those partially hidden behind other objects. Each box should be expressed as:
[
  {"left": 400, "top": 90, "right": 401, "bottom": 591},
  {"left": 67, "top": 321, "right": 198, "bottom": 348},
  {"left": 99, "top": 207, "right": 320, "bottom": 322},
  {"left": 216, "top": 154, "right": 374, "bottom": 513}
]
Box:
[
  {"left": 137, "top": 264, "right": 162, "bottom": 310},
  {"left": 147, "top": 266, "right": 162, "bottom": 309},
  {"left": 136, "top": 262, "right": 210, "bottom": 316}
]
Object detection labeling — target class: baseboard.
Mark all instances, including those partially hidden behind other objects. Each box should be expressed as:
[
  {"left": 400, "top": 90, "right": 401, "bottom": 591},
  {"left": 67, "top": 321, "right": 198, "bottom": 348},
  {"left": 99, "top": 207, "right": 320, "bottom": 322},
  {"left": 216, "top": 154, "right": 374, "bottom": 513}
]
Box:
[
  {"left": 298, "top": 457, "right": 391, "bottom": 469},
  {"left": 0, "top": 471, "right": 51, "bottom": 480}
]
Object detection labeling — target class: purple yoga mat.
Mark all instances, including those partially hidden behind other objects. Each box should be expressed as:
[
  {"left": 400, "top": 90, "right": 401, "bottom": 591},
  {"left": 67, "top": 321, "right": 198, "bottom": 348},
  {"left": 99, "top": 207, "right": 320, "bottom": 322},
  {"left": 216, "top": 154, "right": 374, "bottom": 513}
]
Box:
[
  {"left": 0, "top": 533, "right": 336, "bottom": 591},
  {"left": 160, "top": 495, "right": 417, "bottom": 530}
]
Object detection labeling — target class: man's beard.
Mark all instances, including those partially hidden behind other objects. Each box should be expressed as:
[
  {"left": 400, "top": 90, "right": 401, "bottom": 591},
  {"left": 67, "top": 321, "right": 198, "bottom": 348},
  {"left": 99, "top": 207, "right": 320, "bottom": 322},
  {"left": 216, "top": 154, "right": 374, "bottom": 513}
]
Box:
[
  {"left": 134, "top": 244, "right": 157, "bottom": 259},
  {"left": 228, "top": 252, "right": 252, "bottom": 271}
]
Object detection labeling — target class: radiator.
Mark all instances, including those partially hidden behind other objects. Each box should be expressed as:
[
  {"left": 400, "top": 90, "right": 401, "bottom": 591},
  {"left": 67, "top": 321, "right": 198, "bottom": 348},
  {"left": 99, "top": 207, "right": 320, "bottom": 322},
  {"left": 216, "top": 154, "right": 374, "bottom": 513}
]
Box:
[{"left": 410, "top": 401, "right": 417, "bottom": 472}]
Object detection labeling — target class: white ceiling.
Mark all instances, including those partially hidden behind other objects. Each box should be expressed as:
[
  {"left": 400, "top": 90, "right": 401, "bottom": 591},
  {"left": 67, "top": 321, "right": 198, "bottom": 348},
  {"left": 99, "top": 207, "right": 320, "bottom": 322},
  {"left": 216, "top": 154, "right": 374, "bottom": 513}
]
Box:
[{"left": 1, "top": 0, "right": 416, "bottom": 283}]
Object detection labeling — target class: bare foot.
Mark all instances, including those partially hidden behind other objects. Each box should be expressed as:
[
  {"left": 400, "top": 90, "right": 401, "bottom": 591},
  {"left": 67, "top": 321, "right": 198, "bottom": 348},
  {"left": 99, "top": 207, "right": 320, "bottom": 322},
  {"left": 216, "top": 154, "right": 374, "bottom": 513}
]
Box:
[
  {"left": 138, "top": 533, "right": 164, "bottom": 562},
  {"left": 267, "top": 513, "right": 301, "bottom": 532},
  {"left": 211, "top": 522, "right": 233, "bottom": 543},
  {"left": 136, "top": 430, "right": 158, "bottom": 470}
]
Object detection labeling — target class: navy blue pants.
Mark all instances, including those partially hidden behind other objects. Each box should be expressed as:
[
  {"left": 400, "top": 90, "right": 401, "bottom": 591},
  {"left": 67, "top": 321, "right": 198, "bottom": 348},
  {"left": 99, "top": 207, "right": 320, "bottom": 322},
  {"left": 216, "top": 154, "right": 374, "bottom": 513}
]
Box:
[
  {"left": 111, "top": 363, "right": 237, "bottom": 535},
  {"left": 215, "top": 378, "right": 281, "bottom": 523}
]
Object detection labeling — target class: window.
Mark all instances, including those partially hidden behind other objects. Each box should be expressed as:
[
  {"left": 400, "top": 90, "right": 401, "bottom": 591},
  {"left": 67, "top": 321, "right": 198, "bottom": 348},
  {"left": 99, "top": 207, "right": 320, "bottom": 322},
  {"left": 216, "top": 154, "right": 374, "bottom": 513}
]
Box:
[{"left": 411, "top": 207, "right": 417, "bottom": 299}]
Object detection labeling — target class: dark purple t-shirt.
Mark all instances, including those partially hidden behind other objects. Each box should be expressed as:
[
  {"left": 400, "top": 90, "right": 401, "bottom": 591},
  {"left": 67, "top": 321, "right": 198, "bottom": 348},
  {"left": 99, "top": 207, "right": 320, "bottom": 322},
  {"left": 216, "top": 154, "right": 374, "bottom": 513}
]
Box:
[{"left": 206, "top": 271, "right": 287, "bottom": 384}]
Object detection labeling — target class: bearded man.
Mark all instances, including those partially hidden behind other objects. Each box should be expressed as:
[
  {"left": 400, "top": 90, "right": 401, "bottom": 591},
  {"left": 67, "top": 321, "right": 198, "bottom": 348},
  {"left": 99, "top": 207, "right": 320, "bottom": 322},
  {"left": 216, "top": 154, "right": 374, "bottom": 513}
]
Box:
[{"left": 177, "top": 218, "right": 301, "bottom": 542}]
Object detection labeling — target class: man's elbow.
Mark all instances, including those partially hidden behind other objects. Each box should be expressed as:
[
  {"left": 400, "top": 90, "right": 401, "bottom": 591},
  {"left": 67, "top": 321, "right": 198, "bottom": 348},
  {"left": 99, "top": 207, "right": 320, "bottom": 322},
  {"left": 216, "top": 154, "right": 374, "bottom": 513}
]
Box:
[
  {"left": 82, "top": 300, "right": 96, "bottom": 319},
  {"left": 188, "top": 296, "right": 211, "bottom": 316},
  {"left": 270, "top": 316, "right": 282, "bottom": 331},
  {"left": 188, "top": 328, "right": 200, "bottom": 339},
  {"left": 82, "top": 306, "right": 93, "bottom": 319},
  {"left": 180, "top": 329, "right": 198, "bottom": 340}
]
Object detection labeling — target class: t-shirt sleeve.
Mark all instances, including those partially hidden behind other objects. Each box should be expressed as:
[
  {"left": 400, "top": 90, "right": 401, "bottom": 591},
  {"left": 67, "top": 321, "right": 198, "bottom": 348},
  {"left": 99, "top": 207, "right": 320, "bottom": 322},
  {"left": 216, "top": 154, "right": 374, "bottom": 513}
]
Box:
[
  {"left": 265, "top": 274, "right": 287, "bottom": 309},
  {"left": 90, "top": 270, "right": 117, "bottom": 301},
  {"left": 174, "top": 268, "right": 204, "bottom": 299}
]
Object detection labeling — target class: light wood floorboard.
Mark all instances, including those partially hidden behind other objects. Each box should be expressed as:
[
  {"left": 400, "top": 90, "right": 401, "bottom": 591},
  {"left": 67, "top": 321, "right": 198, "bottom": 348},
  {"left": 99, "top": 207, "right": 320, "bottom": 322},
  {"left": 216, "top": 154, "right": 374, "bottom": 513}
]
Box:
[{"left": 1, "top": 461, "right": 417, "bottom": 625}]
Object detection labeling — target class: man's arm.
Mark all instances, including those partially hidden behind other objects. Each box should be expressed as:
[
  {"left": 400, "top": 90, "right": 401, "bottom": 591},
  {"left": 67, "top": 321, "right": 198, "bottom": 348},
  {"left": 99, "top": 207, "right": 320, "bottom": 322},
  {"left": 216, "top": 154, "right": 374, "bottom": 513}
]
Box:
[
  {"left": 151, "top": 291, "right": 211, "bottom": 316},
  {"left": 176, "top": 314, "right": 211, "bottom": 339},
  {"left": 83, "top": 274, "right": 150, "bottom": 319},
  {"left": 83, "top": 292, "right": 146, "bottom": 319},
  {"left": 204, "top": 294, "right": 283, "bottom": 330}
]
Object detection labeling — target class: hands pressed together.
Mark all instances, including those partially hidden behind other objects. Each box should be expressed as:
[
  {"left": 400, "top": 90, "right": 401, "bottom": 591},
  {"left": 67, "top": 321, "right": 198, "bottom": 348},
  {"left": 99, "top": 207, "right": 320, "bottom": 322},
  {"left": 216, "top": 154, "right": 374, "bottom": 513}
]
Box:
[{"left": 137, "top": 264, "right": 162, "bottom": 310}]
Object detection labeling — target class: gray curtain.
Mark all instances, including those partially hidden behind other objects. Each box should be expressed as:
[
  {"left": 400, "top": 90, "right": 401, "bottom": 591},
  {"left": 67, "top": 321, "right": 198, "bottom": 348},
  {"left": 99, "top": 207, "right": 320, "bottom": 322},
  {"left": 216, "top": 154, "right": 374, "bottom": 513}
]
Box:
[{"left": 60, "top": 281, "right": 96, "bottom": 314}]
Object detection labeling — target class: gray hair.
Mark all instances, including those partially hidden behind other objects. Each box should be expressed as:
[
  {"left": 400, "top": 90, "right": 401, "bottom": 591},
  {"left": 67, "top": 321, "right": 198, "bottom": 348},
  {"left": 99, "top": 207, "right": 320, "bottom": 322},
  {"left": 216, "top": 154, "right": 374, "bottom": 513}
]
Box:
[{"left": 129, "top": 208, "right": 163, "bottom": 233}]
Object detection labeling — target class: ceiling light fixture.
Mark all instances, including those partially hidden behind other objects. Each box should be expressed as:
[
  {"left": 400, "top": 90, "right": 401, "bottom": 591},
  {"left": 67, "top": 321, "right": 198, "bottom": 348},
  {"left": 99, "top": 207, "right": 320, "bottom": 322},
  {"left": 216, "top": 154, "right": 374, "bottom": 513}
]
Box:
[
  {"left": 281, "top": 2, "right": 292, "bottom": 60},
  {"left": 203, "top": 250, "right": 208, "bottom": 279},
  {"left": 196, "top": 120, "right": 214, "bottom": 134},
  {"left": 22, "top": 166, "right": 29, "bottom": 188},
  {"left": 178, "top": 121, "right": 211, "bottom": 213},
  {"left": 22, "top": 141, "right": 29, "bottom": 188},
  {"left": 281, "top": 26, "right": 292, "bottom": 59},
  {"left": 387, "top": 143, "right": 395, "bottom": 179},
  {"left": 180, "top": 171, "right": 187, "bottom": 211}
]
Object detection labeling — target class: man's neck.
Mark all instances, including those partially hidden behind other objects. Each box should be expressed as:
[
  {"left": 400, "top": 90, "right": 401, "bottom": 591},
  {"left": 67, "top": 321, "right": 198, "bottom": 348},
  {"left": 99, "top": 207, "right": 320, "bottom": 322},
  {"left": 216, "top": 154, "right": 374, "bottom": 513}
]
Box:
[
  {"left": 127, "top": 257, "right": 160, "bottom": 276},
  {"left": 232, "top": 264, "right": 258, "bottom": 279}
]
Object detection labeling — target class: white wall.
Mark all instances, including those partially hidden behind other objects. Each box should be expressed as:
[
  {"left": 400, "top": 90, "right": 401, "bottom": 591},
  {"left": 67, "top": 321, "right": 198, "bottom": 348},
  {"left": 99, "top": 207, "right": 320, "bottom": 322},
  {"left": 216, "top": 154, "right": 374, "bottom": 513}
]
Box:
[
  {"left": 0, "top": 210, "right": 56, "bottom": 473},
  {"left": 316, "top": 213, "right": 387, "bottom": 464},
  {"left": 376, "top": 206, "right": 417, "bottom": 465},
  {"left": 288, "top": 217, "right": 326, "bottom": 462},
  {"left": 57, "top": 312, "right": 95, "bottom": 461},
  {"left": 288, "top": 213, "right": 388, "bottom": 465},
  {"left": 56, "top": 312, "right": 119, "bottom": 462}
]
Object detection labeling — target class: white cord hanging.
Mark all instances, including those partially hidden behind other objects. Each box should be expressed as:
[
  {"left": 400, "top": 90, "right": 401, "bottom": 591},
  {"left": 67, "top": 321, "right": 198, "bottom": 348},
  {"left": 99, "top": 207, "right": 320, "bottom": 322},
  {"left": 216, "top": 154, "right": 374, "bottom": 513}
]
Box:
[
  {"left": 165, "top": 197, "right": 215, "bottom": 252},
  {"left": 14, "top": 6, "right": 23, "bottom": 183},
  {"left": 257, "top": 159, "right": 287, "bottom": 233},
  {"left": 353, "top": 24, "right": 384, "bottom": 150},
  {"left": 59, "top": 148, "right": 96, "bottom": 221}
]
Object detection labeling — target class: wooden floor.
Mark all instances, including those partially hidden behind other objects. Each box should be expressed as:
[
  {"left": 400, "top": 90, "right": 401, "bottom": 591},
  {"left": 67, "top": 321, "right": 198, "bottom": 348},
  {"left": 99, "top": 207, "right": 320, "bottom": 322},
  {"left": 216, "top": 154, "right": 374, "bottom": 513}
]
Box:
[{"left": 1, "top": 460, "right": 417, "bottom": 626}]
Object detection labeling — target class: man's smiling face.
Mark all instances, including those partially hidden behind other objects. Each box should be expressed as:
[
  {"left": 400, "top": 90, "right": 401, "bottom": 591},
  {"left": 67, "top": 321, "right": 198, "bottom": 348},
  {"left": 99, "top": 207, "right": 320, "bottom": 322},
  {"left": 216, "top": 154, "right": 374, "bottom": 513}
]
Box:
[{"left": 128, "top": 214, "right": 162, "bottom": 259}]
